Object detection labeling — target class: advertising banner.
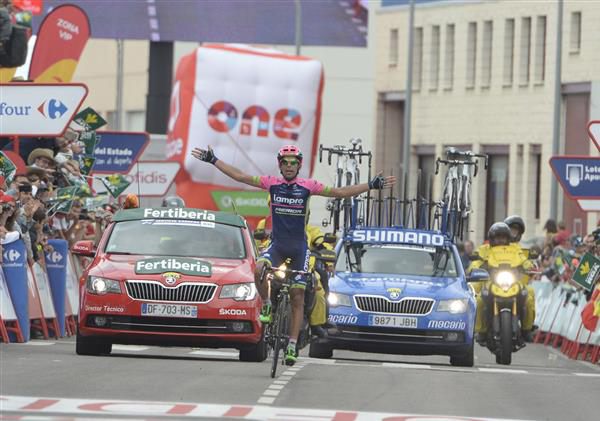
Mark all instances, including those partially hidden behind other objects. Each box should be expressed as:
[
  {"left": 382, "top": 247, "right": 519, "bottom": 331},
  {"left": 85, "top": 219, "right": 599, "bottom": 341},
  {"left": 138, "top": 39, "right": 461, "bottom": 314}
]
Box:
[
  {"left": 167, "top": 44, "right": 324, "bottom": 213},
  {"left": 92, "top": 131, "right": 150, "bottom": 173},
  {"left": 2, "top": 240, "right": 30, "bottom": 341},
  {"left": 0, "top": 83, "right": 88, "bottom": 136},
  {"left": 210, "top": 190, "right": 269, "bottom": 216},
  {"left": 549, "top": 156, "right": 600, "bottom": 211},
  {"left": 0, "top": 268, "right": 17, "bottom": 321},
  {"left": 31, "top": 261, "right": 56, "bottom": 319},
  {"left": 92, "top": 161, "right": 179, "bottom": 197},
  {"left": 45, "top": 239, "right": 68, "bottom": 337},
  {"left": 66, "top": 254, "right": 79, "bottom": 315},
  {"left": 28, "top": 4, "right": 90, "bottom": 83}
]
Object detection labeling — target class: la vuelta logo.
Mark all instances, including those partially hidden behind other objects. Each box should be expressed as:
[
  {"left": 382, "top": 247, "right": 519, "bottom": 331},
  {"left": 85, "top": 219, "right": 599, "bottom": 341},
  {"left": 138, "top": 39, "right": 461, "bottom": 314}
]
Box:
[{"left": 207, "top": 101, "right": 302, "bottom": 141}]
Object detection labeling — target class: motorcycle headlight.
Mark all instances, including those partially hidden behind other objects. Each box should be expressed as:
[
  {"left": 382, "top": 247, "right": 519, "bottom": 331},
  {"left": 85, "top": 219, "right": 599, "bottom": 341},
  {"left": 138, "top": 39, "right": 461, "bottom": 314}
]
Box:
[
  {"left": 86, "top": 276, "right": 121, "bottom": 295},
  {"left": 220, "top": 283, "right": 256, "bottom": 301},
  {"left": 437, "top": 299, "right": 468, "bottom": 314},
  {"left": 328, "top": 292, "right": 352, "bottom": 307},
  {"left": 495, "top": 271, "right": 516, "bottom": 291}
]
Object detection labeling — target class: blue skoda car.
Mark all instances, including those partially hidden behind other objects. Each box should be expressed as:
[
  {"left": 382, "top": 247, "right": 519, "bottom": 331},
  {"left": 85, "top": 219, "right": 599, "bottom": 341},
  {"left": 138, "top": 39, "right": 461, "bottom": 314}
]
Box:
[{"left": 310, "top": 227, "right": 476, "bottom": 367}]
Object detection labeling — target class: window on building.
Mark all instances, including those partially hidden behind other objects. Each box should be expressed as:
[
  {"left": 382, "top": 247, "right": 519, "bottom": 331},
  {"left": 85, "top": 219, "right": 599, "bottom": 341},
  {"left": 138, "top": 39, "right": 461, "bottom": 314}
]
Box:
[
  {"left": 534, "top": 152, "right": 541, "bottom": 219},
  {"left": 519, "top": 17, "right": 531, "bottom": 84},
  {"left": 466, "top": 22, "right": 477, "bottom": 88},
  {"left": 389, "top": 28, "right": 399, "bottom": 66},
  {"left": 481, "top": 20, "right": 493, "bottom": 88},
  {"left": 418, "top": 154, "right": 435, "bottom": 198},
  {"left": 484, "top": 154, "right": 509, "bottom": 234},
  {"left": 126, "top": 110, "right": 146, "bottom": 131},
  {"left": 534, "top": 16, "right": 546, "bottom": 83},
  {"left": 414, "top": 27, "right": 423, "bottom": 90},
  {"left": 503, "top": 18, "right": 515, "bottom": 86},
  {"left": 444, "top": 24, "right": 455, "bottom": 89},
  {"left": 430, "top": 25, "right": 440, "bottom": 90},
  {"left": 570, "top": 11, "right": 581, "bottom": 53}
]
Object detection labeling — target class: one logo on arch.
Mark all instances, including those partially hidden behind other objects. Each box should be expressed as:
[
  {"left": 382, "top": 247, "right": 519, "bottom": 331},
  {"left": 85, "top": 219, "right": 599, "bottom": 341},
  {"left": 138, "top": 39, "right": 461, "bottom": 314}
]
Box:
[{"left": 207, "top": 101, "right": 301, "bottom": 140}]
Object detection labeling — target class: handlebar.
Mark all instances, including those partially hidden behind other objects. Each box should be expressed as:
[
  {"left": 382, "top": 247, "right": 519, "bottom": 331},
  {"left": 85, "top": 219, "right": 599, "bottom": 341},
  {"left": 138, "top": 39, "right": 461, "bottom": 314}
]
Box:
[
  {"left": 444, "top": 148, "right": 489, "bottom": 169},
  {"left": 435, "top": 158, "right": 480, "bottom": 177}
]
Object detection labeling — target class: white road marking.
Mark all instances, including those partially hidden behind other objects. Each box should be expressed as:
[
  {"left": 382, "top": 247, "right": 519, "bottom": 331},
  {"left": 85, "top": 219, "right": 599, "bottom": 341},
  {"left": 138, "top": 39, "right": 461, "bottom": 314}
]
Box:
[
  {"left": 262, "top": 389, "right": 280, "bottom": 397},
  {"left": 111, "top": 345, "right": 150, "bottom": 352},
  {"left": 14, "top": 341, "right": 55, "bottom": 346},
  {"left": 574, "top": 372, "right": 600, "bottom": 377},
  {"left": 273, "top": 380, "right": 288, "bottom": 385},
  {"left": 304, "top": 357, "right": 337, "bottom": 364},
  {"left": 282, "top": 370, "right": 297, "bottom": 376},
  {"left": 188, "top": 350, "right": 238, "bottom": 358},
  {"left": 257, "top": 396, "right": 275, "bottom": 404},
  {"left": 268, "top": 384, "right": 285, "bottom": 390},
  {"left": 478, "top": 368, "right": 528, "bottom": 374},
  {"left": 382, "top": 362, "right": 432, "bottom": 369}
]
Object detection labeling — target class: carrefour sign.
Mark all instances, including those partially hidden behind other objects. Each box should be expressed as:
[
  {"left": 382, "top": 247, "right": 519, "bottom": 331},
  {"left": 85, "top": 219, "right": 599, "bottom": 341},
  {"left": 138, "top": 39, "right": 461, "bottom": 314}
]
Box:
[{"left": 0, "top": 83, "right": 88, "bottom": 136}]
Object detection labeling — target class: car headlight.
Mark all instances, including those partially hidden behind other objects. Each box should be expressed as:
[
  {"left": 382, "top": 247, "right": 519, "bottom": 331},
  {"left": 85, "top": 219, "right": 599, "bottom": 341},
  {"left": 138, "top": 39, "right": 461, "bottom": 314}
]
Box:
[
  {"left": 220, "top": 283, "right": 256, "bottom": 301},
  {"left": 328, "top": 292, "right": 352, "bottom": 307},
  {"left": 495, "top": 271, "right": 516, "bottom": 291},
  {"left": 86, "top": 276, "right": 121, "bottom": 295},
  {"left": 438, "top": 299, "right": 468, "bottom": 314}
]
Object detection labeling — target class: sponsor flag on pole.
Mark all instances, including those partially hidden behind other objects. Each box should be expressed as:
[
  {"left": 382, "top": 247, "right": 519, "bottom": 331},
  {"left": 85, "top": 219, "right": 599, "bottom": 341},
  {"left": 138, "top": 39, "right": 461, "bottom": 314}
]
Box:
[
  {"left": 78, "top": 156, "right": 95, "bottom": 175},
  {"left": 74, "top": 107, "right": 107, "bottom": 131},
  {"left": 14, "top": 0, "right": 44, "bottom": 15},
  {"left": 100, "top": 174, "right": 131, "bottom": 198},
  {"left": 28, "top": 4, "right": 90, "bottom": 83},
  {"left": 79, "top": 130, "right": 99, "bottom": 155},
  {"left": 0, "top": 152, "right": 17, "bottom": 184}
]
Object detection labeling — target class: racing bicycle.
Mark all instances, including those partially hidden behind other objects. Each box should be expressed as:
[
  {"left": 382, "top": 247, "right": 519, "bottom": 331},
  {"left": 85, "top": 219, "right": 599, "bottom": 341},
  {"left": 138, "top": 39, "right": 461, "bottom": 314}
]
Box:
[
  {"left": 435, "top": 148, "right": 488, "bottom": 240},
  {"left": 262, "top": 260, "right": 312, "bottom": 378},
  {"left": 319, "top": 138, "right": 372, "bottom": 232}
]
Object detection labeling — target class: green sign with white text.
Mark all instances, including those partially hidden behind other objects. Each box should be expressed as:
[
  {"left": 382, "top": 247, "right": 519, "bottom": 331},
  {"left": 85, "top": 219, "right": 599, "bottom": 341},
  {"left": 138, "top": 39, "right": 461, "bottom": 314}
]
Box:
[
  {"left": 572, "top": 252, "right": 600, "bottom": 292},
  {"left": 211, "top": 190, "right": 269, "bottom": 216},
  {"left": 134, "top": 257, "right": 212, "bottom": 277}
]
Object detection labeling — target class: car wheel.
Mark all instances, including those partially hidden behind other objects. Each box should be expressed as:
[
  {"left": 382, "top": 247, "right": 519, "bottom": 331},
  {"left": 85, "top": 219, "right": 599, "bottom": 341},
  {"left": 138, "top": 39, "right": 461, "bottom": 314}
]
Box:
[
  {"left": 309, "top": 340, "right": 333, "bottom": 359},
  {"left": 239, "top": 330, "right": 268, "bottom": 362},
  {"left": 76, "top": 329, "right": 112, "bottom": 356},
  {"left": 450, "top": 340, "right": 474, "bottom": 367}
]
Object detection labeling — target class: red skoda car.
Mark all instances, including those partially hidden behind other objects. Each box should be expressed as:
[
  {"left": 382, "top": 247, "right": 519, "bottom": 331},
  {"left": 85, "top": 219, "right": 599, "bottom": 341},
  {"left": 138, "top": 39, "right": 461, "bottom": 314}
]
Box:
[{"left": 73, "top": 207, "right": 266, "bottom": 361}]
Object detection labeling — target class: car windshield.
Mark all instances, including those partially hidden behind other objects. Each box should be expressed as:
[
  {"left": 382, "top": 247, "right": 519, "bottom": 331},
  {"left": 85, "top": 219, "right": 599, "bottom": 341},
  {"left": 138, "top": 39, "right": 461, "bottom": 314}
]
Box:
[
  {"left": 336, "top": 244, "right": 458, "bottom": 277},
  {"left": 105, "top": 220, "right": 246, "bottom": 259}
]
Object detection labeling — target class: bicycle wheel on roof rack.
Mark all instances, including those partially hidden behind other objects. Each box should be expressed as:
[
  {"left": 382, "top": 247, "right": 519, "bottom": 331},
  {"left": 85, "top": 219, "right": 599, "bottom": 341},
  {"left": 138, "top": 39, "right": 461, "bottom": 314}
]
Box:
[{"left": 450, "top": 178, "right": 459, "bottom": 239}]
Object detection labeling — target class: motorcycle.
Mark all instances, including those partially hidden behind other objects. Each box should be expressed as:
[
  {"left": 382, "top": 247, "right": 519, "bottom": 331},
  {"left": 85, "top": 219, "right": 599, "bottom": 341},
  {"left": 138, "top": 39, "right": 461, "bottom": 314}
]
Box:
[{"left": 470, "top": 246, "right": 534, "bottom": 365}]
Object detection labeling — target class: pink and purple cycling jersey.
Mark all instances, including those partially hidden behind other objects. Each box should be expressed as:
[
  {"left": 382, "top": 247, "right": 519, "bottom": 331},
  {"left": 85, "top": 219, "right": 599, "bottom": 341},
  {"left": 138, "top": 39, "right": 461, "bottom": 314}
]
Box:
[{"left": 257, "top": 175, "right": 326, "bottom": 243}]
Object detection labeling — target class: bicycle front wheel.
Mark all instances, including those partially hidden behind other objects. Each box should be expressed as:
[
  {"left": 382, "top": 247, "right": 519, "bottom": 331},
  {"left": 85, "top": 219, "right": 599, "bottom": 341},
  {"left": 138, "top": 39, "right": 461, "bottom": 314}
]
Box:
[{"left": 270, "top": 294, "right": 289, "bottom": 378}]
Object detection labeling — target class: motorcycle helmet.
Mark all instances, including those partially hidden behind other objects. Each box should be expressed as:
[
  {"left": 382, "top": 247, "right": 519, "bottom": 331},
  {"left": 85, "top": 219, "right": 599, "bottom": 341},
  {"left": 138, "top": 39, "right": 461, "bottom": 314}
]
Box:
[
  {"left": 488, "top": 222, "right": 512, "bottom": 246},
  {"left": 504, "top": 215, "right": 525, "bottom": 242},
  {"left": 161, "top": 196, "right": 186, "bottom": 208}
]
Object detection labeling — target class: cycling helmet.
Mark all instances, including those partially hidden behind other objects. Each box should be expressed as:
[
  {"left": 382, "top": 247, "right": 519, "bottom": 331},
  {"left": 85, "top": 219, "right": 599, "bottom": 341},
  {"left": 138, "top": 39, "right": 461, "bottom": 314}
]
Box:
[
  {"left": 504, "top": 215, "right": 525, "bottom": 242},
  {"left": 277, "top": 145, "right": 303, "bottom": 164},
  {"left": 161, "top": 196, "right": 186, "bottom": 208},
  {"left": 488, "top": 222, "right": 512, "bottom": 246}
]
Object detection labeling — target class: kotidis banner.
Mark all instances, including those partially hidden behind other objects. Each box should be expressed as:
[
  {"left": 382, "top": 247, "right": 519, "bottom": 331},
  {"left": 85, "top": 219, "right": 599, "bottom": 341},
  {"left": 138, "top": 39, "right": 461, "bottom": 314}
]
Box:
[
  {"left": 166, "top": 43, "right": 324, "bottom": 216},
  {"left": 28, "top": 4, "right": 90, "bottom": 83}
]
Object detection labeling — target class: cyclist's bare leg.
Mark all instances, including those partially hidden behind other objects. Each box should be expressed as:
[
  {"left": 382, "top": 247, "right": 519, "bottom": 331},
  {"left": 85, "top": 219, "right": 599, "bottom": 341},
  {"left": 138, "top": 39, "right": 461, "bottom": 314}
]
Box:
[
  {"left": 289, "top": 287, "right": 305, "bottom": 341},
  {"left": 254, "top": 260, "right": 270, "bottom": 301}
]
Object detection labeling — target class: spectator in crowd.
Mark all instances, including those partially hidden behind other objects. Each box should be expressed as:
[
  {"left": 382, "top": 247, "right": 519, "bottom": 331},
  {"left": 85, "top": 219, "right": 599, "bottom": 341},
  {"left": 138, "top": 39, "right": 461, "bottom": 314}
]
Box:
[{"left": 458, "top": 240, "right": 474, "bottom": 270}]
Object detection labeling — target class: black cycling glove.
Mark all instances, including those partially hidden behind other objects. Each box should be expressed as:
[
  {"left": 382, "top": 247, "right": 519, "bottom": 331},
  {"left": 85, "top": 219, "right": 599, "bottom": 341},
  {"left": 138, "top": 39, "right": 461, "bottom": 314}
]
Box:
[
  {"left": 368, "top": 174, "right": 385, "bottom": 190},
  {"left": 198, "top": 148, "right": 218, "bottom": 165}
]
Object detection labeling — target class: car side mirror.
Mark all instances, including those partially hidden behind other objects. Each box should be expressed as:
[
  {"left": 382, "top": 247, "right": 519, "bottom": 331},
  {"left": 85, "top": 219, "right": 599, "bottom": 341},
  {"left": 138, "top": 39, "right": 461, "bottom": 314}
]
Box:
[
  {"left": 323, "top": 233, "right": 337, "bottom": 244},
  {"left": 253, "top": 230, "right": 268, "bottom": 241},
  {"left": 72, "top": 240, "right": 95, "bottom": 257},
  {"left": 467, "top": 268, "right": 489, "bottom": 282}
]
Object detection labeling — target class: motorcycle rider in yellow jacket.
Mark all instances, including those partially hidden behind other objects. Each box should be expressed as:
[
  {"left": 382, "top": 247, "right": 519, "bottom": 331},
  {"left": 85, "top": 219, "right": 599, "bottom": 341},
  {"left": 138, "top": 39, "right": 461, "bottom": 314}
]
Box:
[
  {"left": 469, "top": 222, "right": 535, "bottom": 343},
  {"left": 503, "top": 215, "right": 536, "bottom": 342}
]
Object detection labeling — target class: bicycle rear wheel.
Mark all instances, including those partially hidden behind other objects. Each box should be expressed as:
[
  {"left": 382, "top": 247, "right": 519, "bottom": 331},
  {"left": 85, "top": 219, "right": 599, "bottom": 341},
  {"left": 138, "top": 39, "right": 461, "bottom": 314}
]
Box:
[{"left": 270, "top": 294, "right": 289, "bottom": 378}]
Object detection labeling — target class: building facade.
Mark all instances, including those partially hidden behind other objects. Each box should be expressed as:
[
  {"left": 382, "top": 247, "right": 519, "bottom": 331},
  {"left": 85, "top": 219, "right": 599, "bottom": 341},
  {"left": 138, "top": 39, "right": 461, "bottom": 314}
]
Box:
[{"left": 374, "top": 0, "right": 600, "bottom": 244}]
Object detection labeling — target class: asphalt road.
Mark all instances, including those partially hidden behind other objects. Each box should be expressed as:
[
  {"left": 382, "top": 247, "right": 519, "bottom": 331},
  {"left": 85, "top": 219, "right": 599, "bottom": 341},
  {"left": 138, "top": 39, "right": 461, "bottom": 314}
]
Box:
[{"left": 2, "top": 339, "right": 599, "bottom": 420}]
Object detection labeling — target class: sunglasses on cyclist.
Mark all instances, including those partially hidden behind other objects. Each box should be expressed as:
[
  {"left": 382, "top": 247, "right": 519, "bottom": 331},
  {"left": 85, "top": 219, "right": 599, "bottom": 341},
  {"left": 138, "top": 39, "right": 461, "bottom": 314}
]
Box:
[{"left": 280, "top": 158, "right": 299, "bottom": 167}]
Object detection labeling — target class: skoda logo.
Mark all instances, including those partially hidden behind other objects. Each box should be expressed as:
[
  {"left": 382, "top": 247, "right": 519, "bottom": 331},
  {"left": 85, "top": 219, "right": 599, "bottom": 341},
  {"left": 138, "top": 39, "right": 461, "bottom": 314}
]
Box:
[
  {"left": 162, "top": 272, "right": 181, "bottom": 285},
  {"left": 387, "top": 288, "right": 402, "bottom": 300}
]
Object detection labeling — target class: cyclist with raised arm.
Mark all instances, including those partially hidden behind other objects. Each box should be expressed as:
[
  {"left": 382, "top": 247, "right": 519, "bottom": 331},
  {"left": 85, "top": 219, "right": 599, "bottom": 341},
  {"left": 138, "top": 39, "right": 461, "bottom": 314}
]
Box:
[{"left": 192, "top": 144, "right": 395, "bottom": 365}]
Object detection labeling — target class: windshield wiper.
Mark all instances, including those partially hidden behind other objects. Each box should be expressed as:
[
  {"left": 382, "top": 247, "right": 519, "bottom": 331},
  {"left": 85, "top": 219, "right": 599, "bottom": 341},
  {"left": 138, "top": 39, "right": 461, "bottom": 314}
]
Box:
[{"left": 107, "top": 251, "right": 135, "bottom": 255}]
